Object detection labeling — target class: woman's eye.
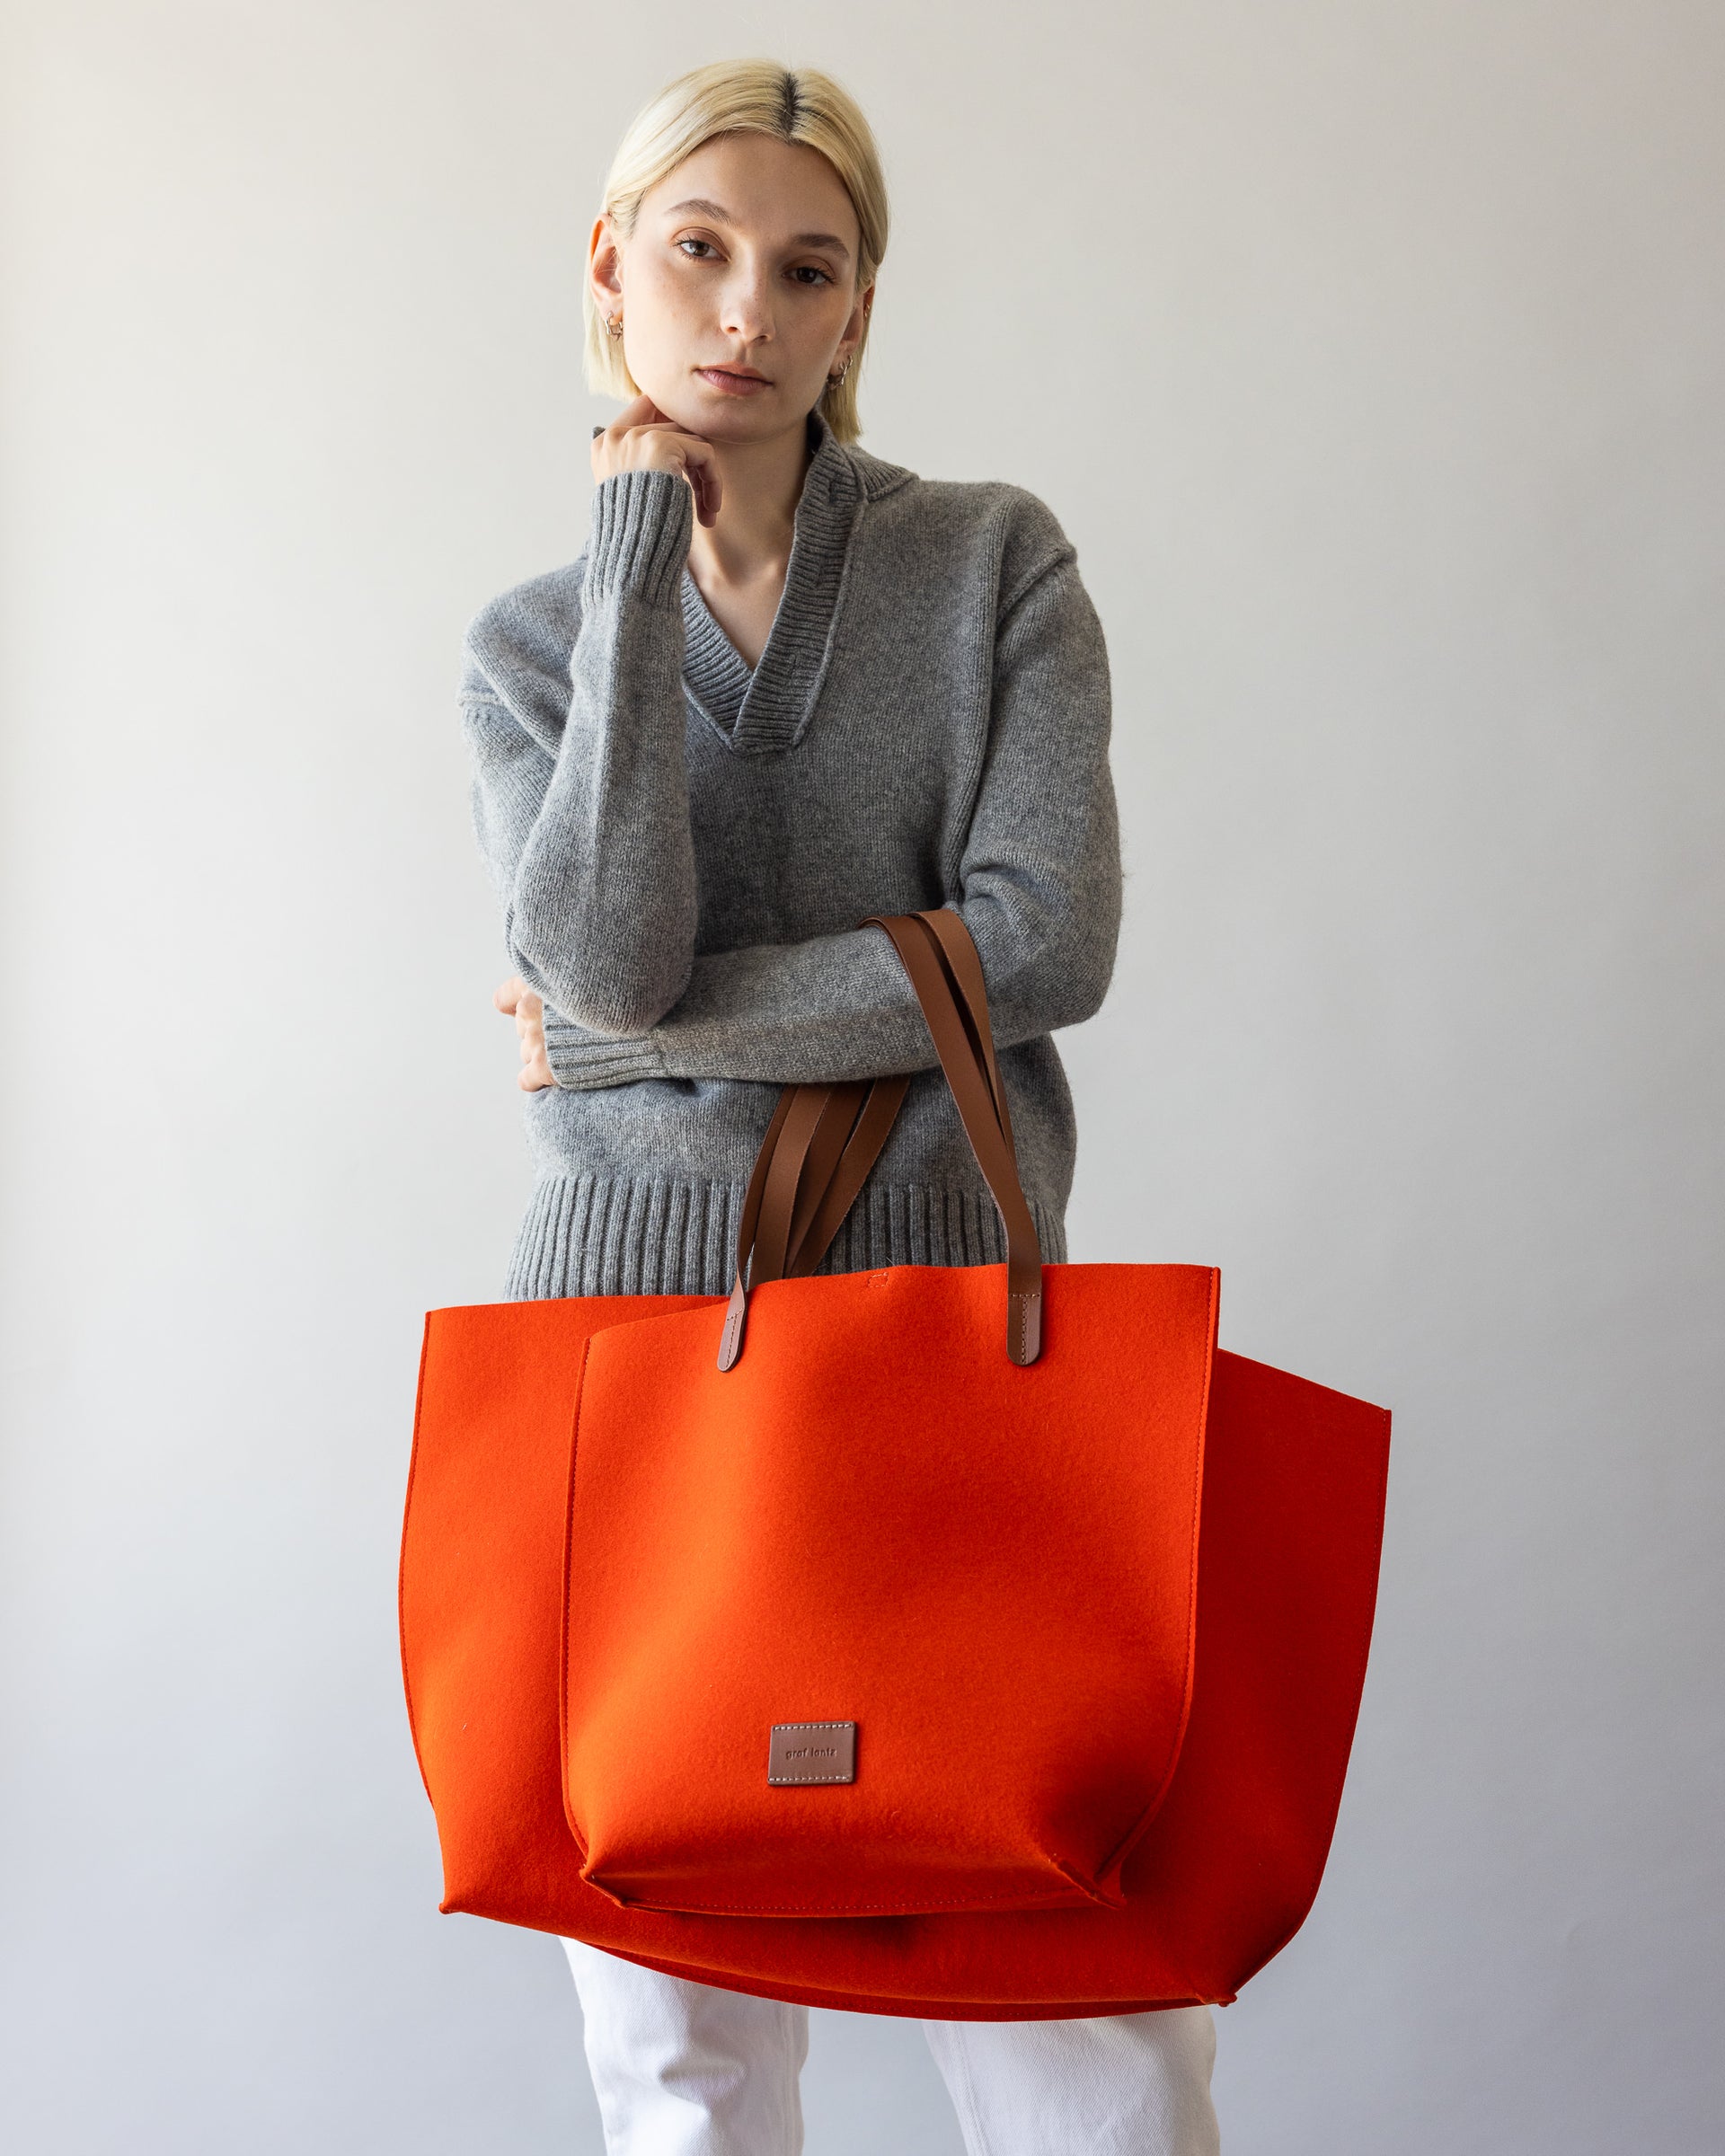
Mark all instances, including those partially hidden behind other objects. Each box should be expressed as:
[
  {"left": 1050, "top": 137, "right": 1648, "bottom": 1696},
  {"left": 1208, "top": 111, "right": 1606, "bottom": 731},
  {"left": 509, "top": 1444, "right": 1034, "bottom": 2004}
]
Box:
[{"left": 674, "top": 238, "right": 830, "bottom": 287}]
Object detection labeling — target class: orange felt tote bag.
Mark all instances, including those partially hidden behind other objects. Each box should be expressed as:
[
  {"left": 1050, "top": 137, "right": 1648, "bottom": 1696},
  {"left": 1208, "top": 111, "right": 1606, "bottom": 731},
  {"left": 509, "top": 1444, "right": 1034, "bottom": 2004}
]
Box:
[{"left": 399, "top": 908, "right": 1392, "bottom": 2017}]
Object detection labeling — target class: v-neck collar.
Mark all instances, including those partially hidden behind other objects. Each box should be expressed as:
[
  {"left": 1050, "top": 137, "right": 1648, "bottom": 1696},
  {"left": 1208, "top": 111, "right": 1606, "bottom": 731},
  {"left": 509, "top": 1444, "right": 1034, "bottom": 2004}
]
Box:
[{"left": 678, "top": 406, "right": 863, "bottom": 756}]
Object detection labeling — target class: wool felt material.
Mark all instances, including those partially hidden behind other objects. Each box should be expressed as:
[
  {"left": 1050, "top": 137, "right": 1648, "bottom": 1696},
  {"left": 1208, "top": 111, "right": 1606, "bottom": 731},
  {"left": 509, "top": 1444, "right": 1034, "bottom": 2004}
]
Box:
[
  {"left": 399, "top": 1286, "right": 1391, "bottom": 2017},
  {"left": 562, "top": 1261, "right": 1218, "bottom": 1918},
  {"left": 457, "top": 406, "right": 1120, "bottom": 1302}
]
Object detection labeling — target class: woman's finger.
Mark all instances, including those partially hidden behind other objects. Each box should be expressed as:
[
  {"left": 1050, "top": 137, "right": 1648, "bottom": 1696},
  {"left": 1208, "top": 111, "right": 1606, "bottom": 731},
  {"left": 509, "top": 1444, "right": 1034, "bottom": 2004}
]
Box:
[
  {"left": 678, "top": 437, "right": 722, "bottom": 526},
  {"left": 590, "top": 397, "right": 721, "bottom": 523}
]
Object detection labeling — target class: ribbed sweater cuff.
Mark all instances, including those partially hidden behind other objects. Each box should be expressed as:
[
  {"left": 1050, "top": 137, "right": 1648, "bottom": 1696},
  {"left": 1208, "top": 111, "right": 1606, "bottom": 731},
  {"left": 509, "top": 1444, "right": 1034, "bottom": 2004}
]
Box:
[
  {"left": 544, "top": 1015, "right": 669, "bottom": 1091},
  {"left": 582, "top": 469, "right": 693, "bottom": 609}
]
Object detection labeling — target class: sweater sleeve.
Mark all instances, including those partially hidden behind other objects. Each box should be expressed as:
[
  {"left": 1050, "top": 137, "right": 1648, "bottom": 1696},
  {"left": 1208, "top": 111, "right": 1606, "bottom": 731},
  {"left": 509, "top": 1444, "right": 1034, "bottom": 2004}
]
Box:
[
  {"left": 538, "top": 531, "right": 1123, "bottom": 1091},
  {"left": 476, "top": 467, "right": 702, "bottom": 1038}
]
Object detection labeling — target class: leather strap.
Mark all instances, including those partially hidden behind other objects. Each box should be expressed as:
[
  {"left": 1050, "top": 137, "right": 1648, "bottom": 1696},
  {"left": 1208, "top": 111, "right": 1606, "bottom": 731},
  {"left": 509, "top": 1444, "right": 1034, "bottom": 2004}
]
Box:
[
  {"left": 721, "top": 1086, "right": 827, "bottom": 1372},
  {"left": 719, "top": 907, "right": 1043, "bottom": 1371},
  {"left": 753, "top": 1083, "right": 860, "bottom": 1286},
  {"left": 782, "top": 1074, "right": 911, "bottom": 1278},
  {"left": 719, "top": 1074, "right": 909, "bottom": 1371},
  {"left": 862, "top": 914, "right": 1043, "bottom": 1365},
  {"left": 912, "top": 907, "right": 1018, "bottom": 1163}
]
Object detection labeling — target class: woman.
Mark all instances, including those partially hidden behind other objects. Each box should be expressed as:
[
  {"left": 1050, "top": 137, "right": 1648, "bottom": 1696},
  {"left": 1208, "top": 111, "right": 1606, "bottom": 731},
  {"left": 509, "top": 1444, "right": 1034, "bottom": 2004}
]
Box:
[{"left": 461, "top": 56, "right": 1222, "bottom": 2156}]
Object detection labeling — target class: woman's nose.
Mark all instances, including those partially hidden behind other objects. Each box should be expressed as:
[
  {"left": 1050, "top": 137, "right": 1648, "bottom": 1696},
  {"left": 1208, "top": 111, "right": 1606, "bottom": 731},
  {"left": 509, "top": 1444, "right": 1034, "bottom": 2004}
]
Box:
[{"left": 716, "top": 270, "right": 775, "bottom": 347}]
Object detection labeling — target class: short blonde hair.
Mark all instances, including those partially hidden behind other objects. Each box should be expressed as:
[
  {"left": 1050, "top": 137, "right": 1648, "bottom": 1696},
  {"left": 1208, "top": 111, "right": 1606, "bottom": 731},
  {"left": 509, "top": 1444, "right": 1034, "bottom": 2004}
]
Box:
[{"left": 584, "top": 58, "right": 889, "bottom": 444}]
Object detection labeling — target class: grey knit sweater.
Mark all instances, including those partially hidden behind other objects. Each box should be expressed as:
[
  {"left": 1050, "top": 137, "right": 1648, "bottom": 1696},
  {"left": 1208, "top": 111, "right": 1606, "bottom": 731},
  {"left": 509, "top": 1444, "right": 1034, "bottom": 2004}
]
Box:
[{"left": 459, "top": 407, "right": 1122, "bottom": 1301}]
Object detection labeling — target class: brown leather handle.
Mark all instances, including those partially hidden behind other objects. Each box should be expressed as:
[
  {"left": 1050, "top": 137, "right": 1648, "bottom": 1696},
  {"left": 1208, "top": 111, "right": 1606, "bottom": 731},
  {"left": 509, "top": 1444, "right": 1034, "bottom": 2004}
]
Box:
[
  {"left": 862, "top": 913, "right": 1043, "bottom": 1365},
  {"left": 718, "top": 908, "right": 1043, "bottom": 1371},
  {"left": 718, "top": 1073, "right": 909, "bottom": 1370},
  {"left": 912, "top": 906, "right": 1018, "bottom": 1162}
]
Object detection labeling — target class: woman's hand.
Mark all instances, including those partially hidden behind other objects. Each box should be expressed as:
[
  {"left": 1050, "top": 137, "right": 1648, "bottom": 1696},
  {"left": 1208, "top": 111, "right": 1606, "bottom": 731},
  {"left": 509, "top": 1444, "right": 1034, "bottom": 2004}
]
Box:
[
  {"left": 494, "top": 976, "right": 553, "bottom": 1091},
  {"left": 592, "top": 393, "right": 722, "bottom": 526}
]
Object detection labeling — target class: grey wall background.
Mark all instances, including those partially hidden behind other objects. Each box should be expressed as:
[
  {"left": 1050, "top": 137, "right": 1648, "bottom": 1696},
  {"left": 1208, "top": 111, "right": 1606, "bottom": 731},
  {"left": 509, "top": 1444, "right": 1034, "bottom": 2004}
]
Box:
[{"left": 2, "top": 2, "right": 1720, "bottom": 2149}]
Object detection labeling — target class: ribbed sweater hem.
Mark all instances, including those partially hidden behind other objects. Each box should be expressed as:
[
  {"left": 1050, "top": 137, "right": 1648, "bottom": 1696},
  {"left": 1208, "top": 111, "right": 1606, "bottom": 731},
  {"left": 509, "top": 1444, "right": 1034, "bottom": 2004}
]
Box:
[{"left": 503, "top": 1171, "right": 1069, "bottom": 1302}]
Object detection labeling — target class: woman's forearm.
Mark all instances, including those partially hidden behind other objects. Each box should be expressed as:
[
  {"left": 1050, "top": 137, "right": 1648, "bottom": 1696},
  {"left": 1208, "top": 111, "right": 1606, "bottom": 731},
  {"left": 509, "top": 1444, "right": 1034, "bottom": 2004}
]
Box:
[
  {"left": 499, "top": 469, "right": 701, "bottom": 1036},
  {"left": 541, "top": 546, "right": 1122, "bottom": 1090}
]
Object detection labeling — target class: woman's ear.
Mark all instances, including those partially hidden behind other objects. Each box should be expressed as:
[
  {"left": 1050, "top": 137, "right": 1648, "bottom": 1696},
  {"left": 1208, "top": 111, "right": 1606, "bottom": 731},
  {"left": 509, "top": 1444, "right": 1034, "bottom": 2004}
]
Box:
[
  {"left": 844, "top": 278, "right": 875, "bottom": 356},
  {"left": 588, "top": 214, "right": 624, "bottom": 315}
]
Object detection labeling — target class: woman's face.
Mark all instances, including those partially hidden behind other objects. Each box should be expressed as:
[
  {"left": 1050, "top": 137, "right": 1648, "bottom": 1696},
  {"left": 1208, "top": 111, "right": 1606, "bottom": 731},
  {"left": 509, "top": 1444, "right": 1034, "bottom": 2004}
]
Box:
[{"left": 591, "top": 133, "right": 871, "bottom": 441}]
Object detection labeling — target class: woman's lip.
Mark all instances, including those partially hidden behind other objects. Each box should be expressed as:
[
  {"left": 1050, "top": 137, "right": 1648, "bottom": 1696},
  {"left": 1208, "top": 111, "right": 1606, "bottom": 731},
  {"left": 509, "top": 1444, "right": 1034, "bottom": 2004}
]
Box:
[{"left": 696, "top": 367, "right": 771, "bottom": 394}]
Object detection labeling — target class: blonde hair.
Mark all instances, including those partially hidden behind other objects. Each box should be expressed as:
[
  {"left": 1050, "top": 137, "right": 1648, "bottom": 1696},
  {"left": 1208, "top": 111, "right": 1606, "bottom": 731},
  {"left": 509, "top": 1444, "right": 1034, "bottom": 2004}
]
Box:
[{"left": 584, "top": 58, "right": 889, "bottom": 444}]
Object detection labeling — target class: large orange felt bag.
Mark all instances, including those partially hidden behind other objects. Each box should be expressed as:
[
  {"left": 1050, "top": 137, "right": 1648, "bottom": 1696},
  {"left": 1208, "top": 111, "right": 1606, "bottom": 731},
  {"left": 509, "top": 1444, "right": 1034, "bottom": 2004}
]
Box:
[{"left": 399, "top": 910, "right": 1391, "bottom": 2016}]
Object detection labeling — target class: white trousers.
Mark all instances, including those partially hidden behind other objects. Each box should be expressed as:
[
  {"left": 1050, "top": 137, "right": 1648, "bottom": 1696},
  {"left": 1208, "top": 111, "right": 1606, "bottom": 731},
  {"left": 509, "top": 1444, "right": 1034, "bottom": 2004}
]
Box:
[{"left": 562, "top": 1938, "right": 1221, "bottom": 2156}]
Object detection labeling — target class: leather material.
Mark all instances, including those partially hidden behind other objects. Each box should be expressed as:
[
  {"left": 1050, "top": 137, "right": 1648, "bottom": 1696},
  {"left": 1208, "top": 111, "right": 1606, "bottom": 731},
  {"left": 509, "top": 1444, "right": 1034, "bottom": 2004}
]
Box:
[
  {"left": 399, "top": 907, "right": 1393, "bottom": 2012},
  {"left": 720, "top": 1072, "right": 910, "bottom": 1372},
  {"left": 861, "top": 914, "right": 1044, "bottom": 1363},
  {"left": 769, "top": 1724, "right": 857, "bottom": 1786},
  {"left": 721, "top": 915, "right": 1042, "bottom": 1372}
]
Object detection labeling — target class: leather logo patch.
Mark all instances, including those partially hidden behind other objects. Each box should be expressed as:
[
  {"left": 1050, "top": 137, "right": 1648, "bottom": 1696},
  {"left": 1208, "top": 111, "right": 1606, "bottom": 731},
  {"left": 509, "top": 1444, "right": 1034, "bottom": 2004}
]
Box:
[{"left": 768, "top": 1721, "right": 856, "bottom": 1785}]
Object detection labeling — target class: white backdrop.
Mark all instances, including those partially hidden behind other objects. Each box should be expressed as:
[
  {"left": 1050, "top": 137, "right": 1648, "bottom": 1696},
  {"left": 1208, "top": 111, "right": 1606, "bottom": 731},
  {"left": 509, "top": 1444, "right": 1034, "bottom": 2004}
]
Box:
[{"left": 2, "top": 4, "right": 1720, "bottom": 2150}]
